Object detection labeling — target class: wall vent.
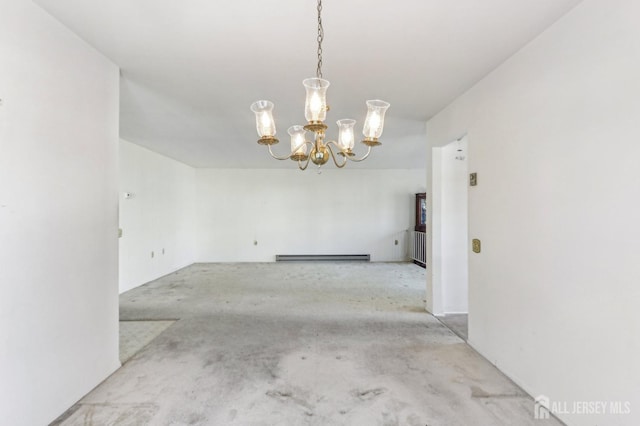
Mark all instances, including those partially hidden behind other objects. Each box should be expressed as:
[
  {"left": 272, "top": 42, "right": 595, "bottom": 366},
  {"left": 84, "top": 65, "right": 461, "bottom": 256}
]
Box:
[{"left": 275, "top": 254, "right": 370, "bottom": 262}]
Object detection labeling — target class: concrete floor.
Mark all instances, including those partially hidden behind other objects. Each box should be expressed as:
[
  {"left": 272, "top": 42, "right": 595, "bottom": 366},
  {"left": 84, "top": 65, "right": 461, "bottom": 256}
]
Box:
[
  {"left": 438, "top": 314, "right": 468, "bottom": 341},
  {"left": 54, "top": 262, "right": 562, "bottom": 425},
  {"left": 119, "top": 320, "right": 175, "bottom": 364}
]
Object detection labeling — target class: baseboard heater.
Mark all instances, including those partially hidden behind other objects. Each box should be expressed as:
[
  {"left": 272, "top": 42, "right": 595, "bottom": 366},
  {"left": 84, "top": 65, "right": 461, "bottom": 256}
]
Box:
[{"left": 275, "top": 254, "right": 370, "bottom": 262}]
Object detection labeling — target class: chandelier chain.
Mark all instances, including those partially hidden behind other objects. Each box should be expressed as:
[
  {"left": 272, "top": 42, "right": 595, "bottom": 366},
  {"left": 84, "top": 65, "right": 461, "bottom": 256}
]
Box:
[{"left": 316, "top": 0, "right": 324, "bottom": 79}]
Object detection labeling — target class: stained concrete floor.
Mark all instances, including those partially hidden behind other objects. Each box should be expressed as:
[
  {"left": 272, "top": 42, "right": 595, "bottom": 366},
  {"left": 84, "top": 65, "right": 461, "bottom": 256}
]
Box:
[
  {"left": 438, "top": 314, "right": 468, "bottom": 341},
  {"left": 119, "top": 320, "right": 176, "bottom": 364},
  {"left": 55, "top": 262, "right": 563, "bottom": 425}
]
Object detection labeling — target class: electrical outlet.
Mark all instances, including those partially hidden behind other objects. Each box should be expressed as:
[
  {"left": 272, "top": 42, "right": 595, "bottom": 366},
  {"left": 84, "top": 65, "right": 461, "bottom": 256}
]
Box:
[
  {"left": 470, "top": 173, "right": 478, "bottom": 186},
  {"left": 472, "top": 239, "right": 481, "bottom": 253},
  {"left": 394, "top": 239, "right": 398, "bottom": 245}
]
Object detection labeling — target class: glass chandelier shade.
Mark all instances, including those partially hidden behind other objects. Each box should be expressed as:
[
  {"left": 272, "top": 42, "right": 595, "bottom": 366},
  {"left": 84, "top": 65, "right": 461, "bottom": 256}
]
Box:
[
  {"left": 303, "top": 78, "right": 330, "bottom": 123},
  {"left": 363, "top": 100, "right": 390, "bottom": 140},
  {"left": 288, "top": 125, "right": 308, "bottom": 155},
  {"left": 250, "top": 100, "right": 276, "bottom": 138},
  {"left": 337, "top": 119, "right": 356, "bottom": 151}
]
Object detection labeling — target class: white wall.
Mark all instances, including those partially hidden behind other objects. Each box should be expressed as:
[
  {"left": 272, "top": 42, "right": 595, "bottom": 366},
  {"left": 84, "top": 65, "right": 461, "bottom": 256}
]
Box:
[
  {"left": 426, "top": 0, "right": 640, "bottom": 424},
  {"left": 119, "top": 139, "right": 196, "bottom": 293},
  {"left": 196, "top": 169, "right": 425, "bottom": 262},
  {"left": 432, "top": 139, "right": 468, "bottom": 315},
  {"left": 0, "top": 2, "right": 120, "bottom": 425}
]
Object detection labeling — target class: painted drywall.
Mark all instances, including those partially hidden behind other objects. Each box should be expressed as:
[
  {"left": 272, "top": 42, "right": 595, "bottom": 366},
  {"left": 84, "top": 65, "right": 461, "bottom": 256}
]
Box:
[
  {"left": 119, "top": 139, "right": 196, "bottom": 293},
  {"left": 426, "top": 0, "right": 640, "bottom": 424},
  {"left": 196, "top": 169, "right": 425, "bottom": 262},
  {"left": 432, "top": 139, "right": 468, "bottom": 315},
  {"left": 0, "top": 2, "right": 120, "bottom": 425}
]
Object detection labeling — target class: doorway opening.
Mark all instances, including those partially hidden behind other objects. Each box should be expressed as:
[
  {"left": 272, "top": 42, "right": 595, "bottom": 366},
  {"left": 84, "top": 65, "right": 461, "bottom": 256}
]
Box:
[{"left": 431, "top": 136, "right": 469, "bottom": 339}]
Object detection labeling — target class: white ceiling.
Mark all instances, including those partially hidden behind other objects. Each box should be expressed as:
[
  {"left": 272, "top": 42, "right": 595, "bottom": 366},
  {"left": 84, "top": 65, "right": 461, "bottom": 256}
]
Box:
[{"left": 33, "top": 0, "right": 582, "bottom": 169}]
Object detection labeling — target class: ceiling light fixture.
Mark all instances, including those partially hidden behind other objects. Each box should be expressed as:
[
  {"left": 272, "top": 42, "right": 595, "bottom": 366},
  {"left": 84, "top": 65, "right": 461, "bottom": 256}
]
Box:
[{"left": 250, "top": 0, "right": 390, "bottom": 171}]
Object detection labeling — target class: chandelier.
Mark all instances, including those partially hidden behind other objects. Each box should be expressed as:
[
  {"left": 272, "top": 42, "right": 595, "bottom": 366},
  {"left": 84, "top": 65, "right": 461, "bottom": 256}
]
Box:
[{"left": 250, "top": 0, "right": 390, "bottom": 171}]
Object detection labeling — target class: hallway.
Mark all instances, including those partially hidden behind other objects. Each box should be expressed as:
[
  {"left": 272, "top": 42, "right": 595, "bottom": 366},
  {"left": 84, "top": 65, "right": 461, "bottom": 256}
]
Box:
[{"left": 54, "top": 263, "right": 561, "bottom": 425}]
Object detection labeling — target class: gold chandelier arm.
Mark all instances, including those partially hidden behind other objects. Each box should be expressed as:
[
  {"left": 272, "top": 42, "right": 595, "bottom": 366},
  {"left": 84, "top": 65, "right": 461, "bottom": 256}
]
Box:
[
  {"left": 345, "top": 145, "right": 373, "bottom": 162},
  {"left": 325, "top": 141, "right": 347, "bottom": 168},
  {"left": 298, "top": 153, "right": 312, "bottom": 170},
  {"left": 298, "top": 159, "right": 310, "bottom": 170},
  {"left": 296, "top": 141, "right": 314, "bottom": 170},
  {"left": 267, "top": 144, "right": 294, "bottom": 161}
]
